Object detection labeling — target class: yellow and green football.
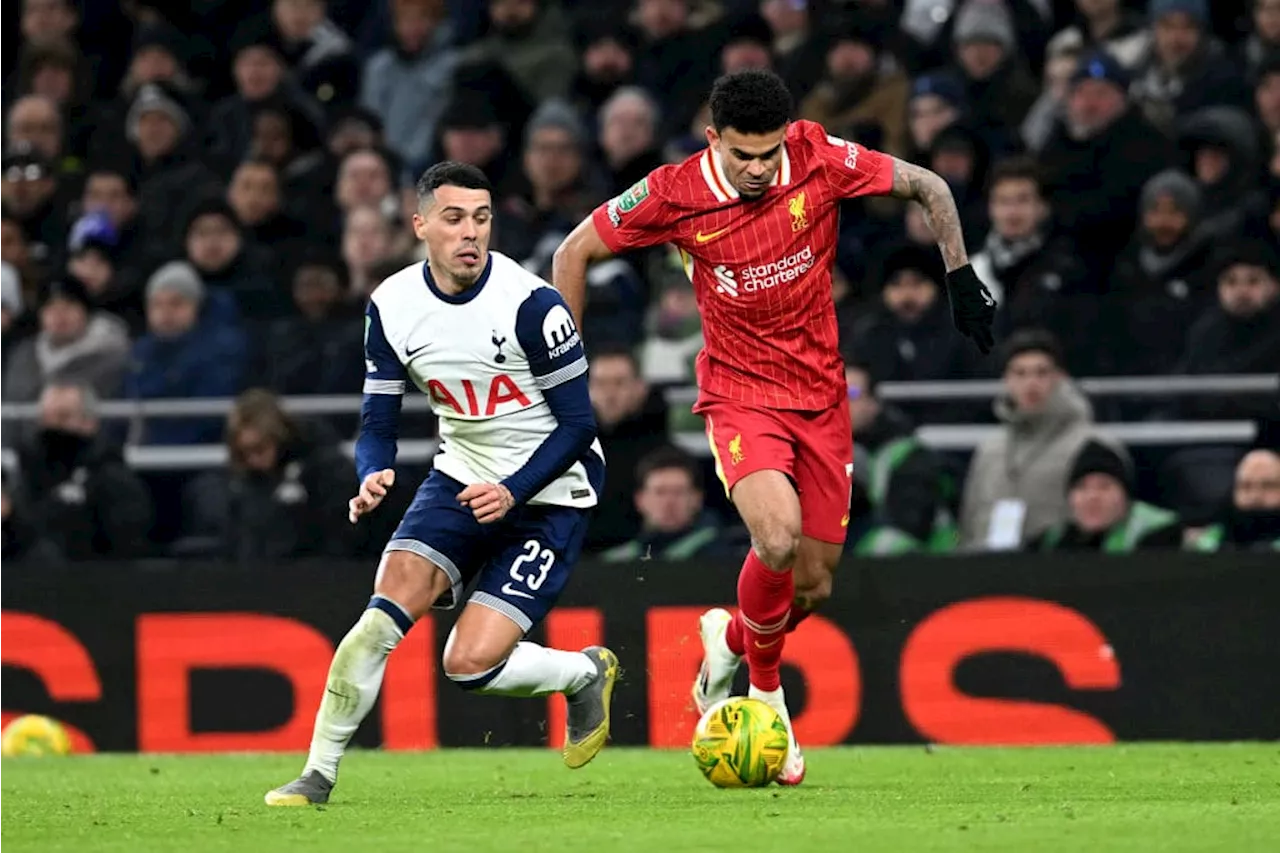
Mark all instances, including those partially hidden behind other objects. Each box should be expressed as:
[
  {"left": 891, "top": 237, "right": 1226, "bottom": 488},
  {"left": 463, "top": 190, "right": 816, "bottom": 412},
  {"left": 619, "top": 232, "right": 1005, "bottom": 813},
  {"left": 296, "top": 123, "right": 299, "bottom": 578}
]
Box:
[
  {"left": 1, "top": 715, "right": 72, "bottom": 758},
  {"left": 691, "top": 697, "right": 789, "bottom": 788}
]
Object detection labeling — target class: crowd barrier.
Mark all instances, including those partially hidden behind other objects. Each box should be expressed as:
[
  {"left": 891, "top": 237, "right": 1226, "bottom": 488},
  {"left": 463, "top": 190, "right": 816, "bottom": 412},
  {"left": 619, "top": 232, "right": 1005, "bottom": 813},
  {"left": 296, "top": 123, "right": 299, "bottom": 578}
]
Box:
[{"left": 3, "top": 553, "right": 1277, "bottom": 753}]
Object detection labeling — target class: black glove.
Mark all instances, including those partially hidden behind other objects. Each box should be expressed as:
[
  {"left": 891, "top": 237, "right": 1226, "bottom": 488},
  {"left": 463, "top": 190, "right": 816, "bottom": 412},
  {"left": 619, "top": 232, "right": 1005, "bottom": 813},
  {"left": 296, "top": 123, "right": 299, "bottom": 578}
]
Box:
[{"left": 945, "top": 264, "right": 997, "bottom": 355}]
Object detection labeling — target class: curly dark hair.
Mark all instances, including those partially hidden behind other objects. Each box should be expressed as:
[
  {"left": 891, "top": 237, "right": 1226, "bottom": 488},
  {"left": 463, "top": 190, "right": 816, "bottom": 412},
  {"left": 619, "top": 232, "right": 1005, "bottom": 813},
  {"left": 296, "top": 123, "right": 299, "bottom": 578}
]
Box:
[{"left": 708, "top": 69, "right": 793, "bottom": 135}]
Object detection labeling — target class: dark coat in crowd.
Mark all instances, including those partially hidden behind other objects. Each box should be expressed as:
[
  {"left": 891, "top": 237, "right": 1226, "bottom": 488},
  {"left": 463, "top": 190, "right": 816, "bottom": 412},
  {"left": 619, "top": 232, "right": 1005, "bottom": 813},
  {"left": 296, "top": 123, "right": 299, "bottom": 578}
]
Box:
[
  {"left": 181, "top": 421, "right": 359, "bottom": 563},
  {"left": 1040, "top": 107, "right": 1175, "bottom": 281},
  {"left": 17, "top": 433, "right": 153, "bottom": 560},
  {"left": 585, "top": 388, "right": 670, "bottom": 551}
]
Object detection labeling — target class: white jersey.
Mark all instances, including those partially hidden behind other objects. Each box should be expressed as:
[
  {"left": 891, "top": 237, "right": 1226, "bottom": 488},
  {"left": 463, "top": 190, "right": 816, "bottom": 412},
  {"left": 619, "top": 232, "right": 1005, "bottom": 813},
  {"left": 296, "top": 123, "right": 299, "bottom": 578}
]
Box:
[{"left": 362, "top": 252, "right": 604, "bottom": 508}]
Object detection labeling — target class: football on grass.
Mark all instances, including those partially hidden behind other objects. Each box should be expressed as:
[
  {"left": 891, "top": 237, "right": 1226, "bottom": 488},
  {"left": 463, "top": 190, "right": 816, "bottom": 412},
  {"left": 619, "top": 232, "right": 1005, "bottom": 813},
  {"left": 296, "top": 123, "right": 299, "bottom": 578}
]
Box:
[{"left": 691, "top": 697, "right": 789, "bottom": 788}]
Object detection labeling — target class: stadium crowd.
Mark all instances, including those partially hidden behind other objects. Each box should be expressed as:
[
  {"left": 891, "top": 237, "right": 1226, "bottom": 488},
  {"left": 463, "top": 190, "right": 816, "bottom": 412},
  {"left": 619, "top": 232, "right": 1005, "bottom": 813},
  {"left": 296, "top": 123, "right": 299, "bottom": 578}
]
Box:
[{"left": 1, "top": 0, "right": 1278, "bottom": 563}]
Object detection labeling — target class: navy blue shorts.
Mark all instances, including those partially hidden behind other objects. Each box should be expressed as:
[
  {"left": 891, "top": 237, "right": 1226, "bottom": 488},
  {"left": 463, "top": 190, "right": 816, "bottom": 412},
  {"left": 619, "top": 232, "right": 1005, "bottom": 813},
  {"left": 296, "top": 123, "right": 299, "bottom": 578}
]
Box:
[{"left": 385, "top": 471, "right": 590, "bottom": 633}]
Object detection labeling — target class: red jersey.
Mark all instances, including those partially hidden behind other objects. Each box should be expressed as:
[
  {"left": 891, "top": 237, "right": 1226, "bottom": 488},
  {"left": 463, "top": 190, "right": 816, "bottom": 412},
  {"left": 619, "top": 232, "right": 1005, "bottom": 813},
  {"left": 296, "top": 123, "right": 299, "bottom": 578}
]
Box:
[{"left": 591, "top": 119, "right": 894, "bottom": 411}]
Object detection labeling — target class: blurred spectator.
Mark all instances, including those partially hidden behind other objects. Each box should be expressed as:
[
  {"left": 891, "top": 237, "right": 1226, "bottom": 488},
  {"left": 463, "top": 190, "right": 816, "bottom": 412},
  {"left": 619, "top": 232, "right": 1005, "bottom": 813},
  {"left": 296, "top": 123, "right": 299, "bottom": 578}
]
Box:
[
  {"left": 343, "top": 205, "right": 397, "bottom": 299},
  {"left": 906, "top": 71, "right": 967, "bottom": 159},
  {"left": 65, "top": 210, "right": 143, "bottom": 333},
  {"left": 2, "top": 261, "right": 31, "bottom": 361},
  {"left": 126, "top": 83, "right": 220, "bottom": 250},
  {"left": 81, "top": 23, "right": 205, "bottom": 160},
  {"left": 208, "top": 22, "right": 323, "bottom": 169},
  {"left": 1177, "top": 107, "right": 1267, "bottom": 242},
  {"left": 570, "top": 16, "right": 640, "bottom": 120},
  {"left": 270, "top": 0, "right": 360, "bottom": 109},
  {"left": 799, "top": 16, "right": 910, "bottom": 156},
  {"left": 1188, "top": 448, "right": 1280, "bottom": 551},
  {"left": 124, "top": 261, "right": 247, "bottom": 445},
  {"left": 2, "top": 145, "right": 66, "bottom": 269},
  {"left": 1027, "top": 438, "right": 1183, "bottom": 551},
  {"left": 497, "top": 99, "right": 601, "bottom": 264},
  {"left": 718, "top": 14, "right": 774, "bottom": 76},
  {"left": 1176, "top": 241, "right": 1280, "bottom": 377},
  {"left": 183, "top": 198, "right": 283, "bottom": 321},
  {"left": 1104, "top": 169, "right": 1214, "bottom": 376},
  {"left": 959, "top": 329, "right": 1100, "bottom": 549},
  {"left": 633, "top": 0, "right": 723, "bottom": 138},
  {"left": 1130, "top": 0, "right": 1249, "bottom": 134},
  {"left": 638, "top": 276, "right": 702, "bottom": 384},
  {"left": 436, "top": 97, "right": 517, "bottom": 196},
  {"left": 844, "top": 360, "right": 957, "bottom": 554},
  {"left": 602, "top": 445, "right": 723, "bottom": 561},
  {"left": 328, "top": 147, "right": 399, "bottom": 240},
  {"left": 1020, "top": 41, "right": 1080, "bottom": 152},
  {"left": 848, "top": 243, "right": 986, "bottom": 389},
  {"left": 1045, "top": 0, "right": 1150, "bottom": 70},
  {"left": 16, "top": 382, "right": 153, "bottom": 559},
  {"left": 246, "top": 96, "right": 327, "bottom": 199},
  {"left": 948, "top": 0, "right": 1039, "bottom": 136},
  {"left": 574, "top": 253, "right": 646, "bottom": 349},
  {"left": 181, "top": 389, "right": 359, "bottom": 561},
  {"left": 926, "top": 122, "right": 992, "bottom": 246},
  {"left": 598, "top": 87, "right": 665, "bottom": 196},
  {"left": 227, "top": 160, "right": 306, "bottom": 257},
  {"left": 360, "top": 0, "right": 458, "bottom": 174},
  {"left": 260, "top": 252, "right": 365, "bottom": 397},
  {"left": 5, "top": 95, "right": 66, "bottom": 166},
  {"left": 1040, "top": 50, "right": 1173, "bottom": 281},
  {"left": 2, "top": 278, "right": 129, "bottom": 404},
  {"left": 462, "top": 0, "right": 577, "bottom": 103},
  {"left": 1243, "top": 0, "right": 1280, "bottom": 81},
  {"left": 972, "top": 157, "right": 1092, "bottom": 373},
  {"left": 761, "top": 0, "right": 825, "bottom": 99},
  {"left": 585, "top": 343, "right": 669, "bottom": 550}
]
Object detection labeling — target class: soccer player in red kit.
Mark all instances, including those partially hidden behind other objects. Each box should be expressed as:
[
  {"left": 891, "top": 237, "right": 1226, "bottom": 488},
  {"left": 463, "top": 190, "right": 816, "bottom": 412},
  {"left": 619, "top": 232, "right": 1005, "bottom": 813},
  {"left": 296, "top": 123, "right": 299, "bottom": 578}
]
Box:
[{"left": 553, "top": 70, "right": 995, "bottom": 784}]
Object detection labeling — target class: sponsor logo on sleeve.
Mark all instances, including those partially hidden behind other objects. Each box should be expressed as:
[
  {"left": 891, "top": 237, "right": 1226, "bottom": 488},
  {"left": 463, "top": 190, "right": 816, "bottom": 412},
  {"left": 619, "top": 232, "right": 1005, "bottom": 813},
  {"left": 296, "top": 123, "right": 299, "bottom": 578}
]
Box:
[
  {"left": 606, "top": 178, "right": 651, "bottom": 227},
  {"left": 542, "top": 303, "right": 581, "bottom": 359}
]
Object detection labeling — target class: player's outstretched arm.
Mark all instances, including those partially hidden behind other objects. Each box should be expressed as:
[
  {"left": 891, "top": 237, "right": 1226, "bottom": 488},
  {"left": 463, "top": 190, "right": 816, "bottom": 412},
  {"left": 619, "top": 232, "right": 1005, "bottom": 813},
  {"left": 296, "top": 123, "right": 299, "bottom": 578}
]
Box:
[
  {"left": 887, "top": 158, "right": 997, "bottom": 355},
  {"left": 552, "top": 216, "right": 615, "bottom": 332}
]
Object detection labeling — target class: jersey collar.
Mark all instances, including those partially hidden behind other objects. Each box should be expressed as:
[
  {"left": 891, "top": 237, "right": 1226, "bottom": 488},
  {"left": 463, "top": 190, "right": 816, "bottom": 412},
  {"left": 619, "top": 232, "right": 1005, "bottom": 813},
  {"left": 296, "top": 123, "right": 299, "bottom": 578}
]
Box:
[
  {"left": 423, "top": 253, "right": 493, "bottom": 304},
  {"left": 701, "top": 143, "right": 792, "bottom": 203}
]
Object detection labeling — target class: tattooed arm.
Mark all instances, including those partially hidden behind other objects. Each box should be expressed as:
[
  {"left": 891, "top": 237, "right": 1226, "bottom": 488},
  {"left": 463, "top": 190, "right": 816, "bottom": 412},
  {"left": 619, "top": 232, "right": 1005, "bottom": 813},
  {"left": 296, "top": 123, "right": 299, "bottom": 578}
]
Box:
[{"left": 887, "top": 158, "right": 969, "bottom": 272}]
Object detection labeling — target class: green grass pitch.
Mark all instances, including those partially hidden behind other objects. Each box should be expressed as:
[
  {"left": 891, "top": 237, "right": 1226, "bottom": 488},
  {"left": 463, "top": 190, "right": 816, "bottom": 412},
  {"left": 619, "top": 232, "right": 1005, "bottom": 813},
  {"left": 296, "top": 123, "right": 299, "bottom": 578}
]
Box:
[{"left": 3, "top": 744, "right": 1278, "bottom": 852}]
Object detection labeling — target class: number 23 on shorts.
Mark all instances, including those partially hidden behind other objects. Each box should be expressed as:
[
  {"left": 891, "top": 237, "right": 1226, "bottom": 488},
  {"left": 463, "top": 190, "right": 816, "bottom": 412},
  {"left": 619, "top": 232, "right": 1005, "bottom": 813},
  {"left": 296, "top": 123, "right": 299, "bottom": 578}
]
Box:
[{"left": 500, "top": 539, "right": 555, "bottom": 600}]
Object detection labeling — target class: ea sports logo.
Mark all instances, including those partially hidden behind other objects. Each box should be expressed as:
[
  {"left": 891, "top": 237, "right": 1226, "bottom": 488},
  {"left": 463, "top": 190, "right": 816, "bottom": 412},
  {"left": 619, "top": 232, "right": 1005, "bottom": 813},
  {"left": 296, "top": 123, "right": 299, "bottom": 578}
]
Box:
[{"left": 713, "top": 265, "right": 738, "bottom": 298}]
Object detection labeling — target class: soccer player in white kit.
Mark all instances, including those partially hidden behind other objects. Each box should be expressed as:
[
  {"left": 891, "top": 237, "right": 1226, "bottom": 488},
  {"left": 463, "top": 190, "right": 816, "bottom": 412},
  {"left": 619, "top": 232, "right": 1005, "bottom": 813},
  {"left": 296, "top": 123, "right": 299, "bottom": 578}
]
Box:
[{"left": 266, "top": 162, "right": 617, "bottom": 806}]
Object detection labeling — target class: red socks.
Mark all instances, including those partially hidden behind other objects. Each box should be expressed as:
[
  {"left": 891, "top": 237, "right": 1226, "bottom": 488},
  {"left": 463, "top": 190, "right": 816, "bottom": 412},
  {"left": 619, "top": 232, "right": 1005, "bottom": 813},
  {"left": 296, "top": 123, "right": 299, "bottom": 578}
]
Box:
[
  {"left": 735, "top": 550, "right": 793, "bottom": 691},
  {"left": 725, "top": 601, "right": 811, "bottom": 657}
]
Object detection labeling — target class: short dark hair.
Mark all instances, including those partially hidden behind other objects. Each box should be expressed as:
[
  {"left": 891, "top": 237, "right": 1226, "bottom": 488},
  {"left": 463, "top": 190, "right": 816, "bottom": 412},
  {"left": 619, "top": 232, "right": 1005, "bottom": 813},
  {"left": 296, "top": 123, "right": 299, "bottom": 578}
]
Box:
[
  {"left": 587, "top": 341, "right": 640, "bottom": 375},
  {"left": 1000, "top": 328, "right": 1064, "bottom": 372},
  {"left": 415, "top": 161, "right": 492, "bottom": 206},
  {"left": 636, "top": 445, "right": 704, "bottom": 491},
  {"left": 85, "top": 163, "right": 138, "bottom": 196},
  {"left": 987, "top": 156, "right": 1043, "bottom": 196},
  {"left": 843, "top": 358, "right": 880, "bottom": 395},
  {"left": 709, "top": 69, "right": 793, "bottom": 135}
]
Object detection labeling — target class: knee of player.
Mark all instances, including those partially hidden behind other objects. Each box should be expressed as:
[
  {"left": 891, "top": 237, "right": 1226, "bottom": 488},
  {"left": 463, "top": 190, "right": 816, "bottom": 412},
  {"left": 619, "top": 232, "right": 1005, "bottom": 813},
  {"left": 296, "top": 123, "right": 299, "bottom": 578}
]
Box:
[
  {"left": 442, "top": 638, "right": 507, "bottom": 690},
  {"left": 753, "top": 529, "right": 801, "bottom": 570},
  {"left": 794, "top": 572, "right": 832, "bottom": 609}
]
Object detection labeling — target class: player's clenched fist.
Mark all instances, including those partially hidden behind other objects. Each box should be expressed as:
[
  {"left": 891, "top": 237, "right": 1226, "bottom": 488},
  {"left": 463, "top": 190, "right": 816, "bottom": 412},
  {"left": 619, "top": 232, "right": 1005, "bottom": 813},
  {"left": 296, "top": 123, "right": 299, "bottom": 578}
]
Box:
[
  {"left": 457, "top": 482, "right": 515, "bottom": 524},
  {"left": 349, "top": 469, "right": 395, "bottom": 523}
]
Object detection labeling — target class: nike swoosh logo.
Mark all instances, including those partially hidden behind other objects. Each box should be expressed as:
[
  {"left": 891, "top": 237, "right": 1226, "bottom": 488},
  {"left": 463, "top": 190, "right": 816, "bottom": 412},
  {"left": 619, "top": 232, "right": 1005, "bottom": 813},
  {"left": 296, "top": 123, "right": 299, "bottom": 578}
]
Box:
[
  {"left": 694, "top": 227, "right": 731, "bottom": 243},
  {"left": 406, "top": 343, "right": 429, "bottom": 358},
  {"left": 754, "top": 638, "right": 781, "bottom": 649},
  {"left": 500, "top": 583, "right": 535, "bottom": 600}
]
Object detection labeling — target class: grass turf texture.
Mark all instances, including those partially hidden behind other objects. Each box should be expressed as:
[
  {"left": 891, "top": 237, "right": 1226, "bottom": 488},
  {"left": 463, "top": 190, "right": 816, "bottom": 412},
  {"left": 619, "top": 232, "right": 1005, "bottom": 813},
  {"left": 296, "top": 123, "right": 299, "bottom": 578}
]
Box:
[{"left": 3, "top": 744, "right": 1278, "bottom": 852}]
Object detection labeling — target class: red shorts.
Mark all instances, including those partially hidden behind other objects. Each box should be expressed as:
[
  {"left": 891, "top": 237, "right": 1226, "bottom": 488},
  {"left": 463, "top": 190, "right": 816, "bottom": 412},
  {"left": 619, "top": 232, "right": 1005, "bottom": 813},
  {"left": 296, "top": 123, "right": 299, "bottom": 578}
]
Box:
[{"left": 698, "top": 397, "right": 853, "bottom": 544}]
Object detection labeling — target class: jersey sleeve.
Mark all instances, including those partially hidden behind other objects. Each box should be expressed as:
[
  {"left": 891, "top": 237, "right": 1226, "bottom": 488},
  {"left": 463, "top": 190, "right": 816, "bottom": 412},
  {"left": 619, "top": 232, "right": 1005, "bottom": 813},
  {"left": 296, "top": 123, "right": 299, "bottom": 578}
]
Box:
[
  {"left": 514, "top": 286, "right": 588, "bottom": 390},
  {"left": 590, "top": 165, "right": 681, "bottom": 253},
  {"left": 355, "top": 300, "right": 405, "bottom": 481},
  {"left": 503, "top": 286, "right": 597, "bottom": 504},
  {"left": 812, "top": 126, "right": 895, "bottom": 199}
]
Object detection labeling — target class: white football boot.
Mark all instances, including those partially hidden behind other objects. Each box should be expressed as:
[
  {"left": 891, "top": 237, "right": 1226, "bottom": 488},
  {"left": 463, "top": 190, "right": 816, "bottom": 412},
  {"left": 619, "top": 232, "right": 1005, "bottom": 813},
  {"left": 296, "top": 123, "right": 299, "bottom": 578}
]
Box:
[
  {"left": 691, "top": 608, "right": 741, "bottom": 715},
  {"left": 748, "top": 684, "right": 806, "bottom": 786}
]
